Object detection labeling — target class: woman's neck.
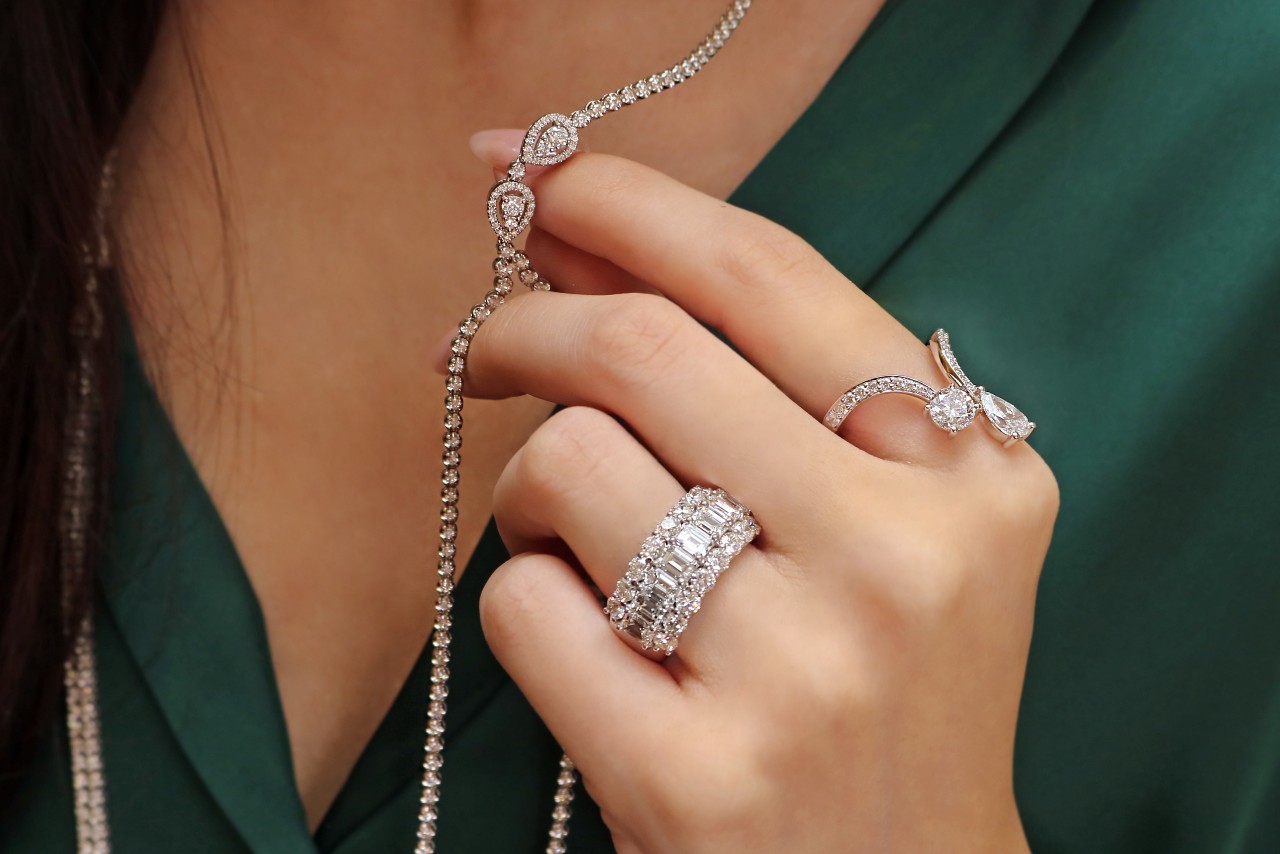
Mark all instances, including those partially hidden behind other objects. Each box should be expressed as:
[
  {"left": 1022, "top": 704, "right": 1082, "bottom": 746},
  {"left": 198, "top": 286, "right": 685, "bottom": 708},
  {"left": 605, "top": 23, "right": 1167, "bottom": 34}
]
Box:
[{"left": 112, "top": 0, "right": 884, "bottom": 829}]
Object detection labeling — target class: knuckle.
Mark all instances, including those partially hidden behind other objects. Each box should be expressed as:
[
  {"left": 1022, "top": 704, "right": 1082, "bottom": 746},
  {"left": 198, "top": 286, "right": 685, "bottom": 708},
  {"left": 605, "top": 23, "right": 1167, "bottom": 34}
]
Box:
[
  {"left": 477, "top": 555, "right": 547, "bottom": 652},
  {"left": 975, "top": 450, "right": 1062, "bottom": 535},
  {"left": 866, "top": 532, "right": 969, "bottom": 627},
  {"left": 716, "top": 211, "right": 825, "bottom": 294},
  {"left": 588, "top": 294, "right": 692, "bottom": 390},
  {"left": 646, "top": 741, "right": 760, "bottom": 843},
  {"left": 517, "top": 407, "right": 619, "bottom": 507},
  {"left": 583, "top": 156, "right": 646, "bottom": 209}
]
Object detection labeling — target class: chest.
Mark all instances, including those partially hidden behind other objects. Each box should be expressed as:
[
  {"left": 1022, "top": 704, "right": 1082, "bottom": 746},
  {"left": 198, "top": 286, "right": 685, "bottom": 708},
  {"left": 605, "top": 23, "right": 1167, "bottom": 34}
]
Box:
[{"left": 120, "top": 0, "right": 886, "bottom": 830}]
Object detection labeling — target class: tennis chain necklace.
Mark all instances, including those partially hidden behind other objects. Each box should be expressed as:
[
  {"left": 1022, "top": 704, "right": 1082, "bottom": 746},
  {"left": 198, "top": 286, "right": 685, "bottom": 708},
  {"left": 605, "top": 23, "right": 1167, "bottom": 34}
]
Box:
[{"left": 63, "top": 3, "right": 752, "bottom": 852}]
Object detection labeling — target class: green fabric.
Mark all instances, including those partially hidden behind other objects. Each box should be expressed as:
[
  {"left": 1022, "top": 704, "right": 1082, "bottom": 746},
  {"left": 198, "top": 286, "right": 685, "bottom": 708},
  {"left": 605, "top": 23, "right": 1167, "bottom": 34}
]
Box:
[{"left": 5, "top": 0, "right": 1280, "bottom": 850}]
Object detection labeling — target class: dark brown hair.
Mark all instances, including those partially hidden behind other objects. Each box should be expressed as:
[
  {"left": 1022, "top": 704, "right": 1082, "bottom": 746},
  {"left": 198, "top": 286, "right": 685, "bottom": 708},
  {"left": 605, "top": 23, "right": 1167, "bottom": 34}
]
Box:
[{"left": 0, "top": 0, "right": 163, "bottom": 799}]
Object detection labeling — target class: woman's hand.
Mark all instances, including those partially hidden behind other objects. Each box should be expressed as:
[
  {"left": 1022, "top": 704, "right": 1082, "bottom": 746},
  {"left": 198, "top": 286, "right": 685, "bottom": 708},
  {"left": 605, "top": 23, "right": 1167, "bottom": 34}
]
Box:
[{"left": 447, "top": 138, "right": 1058, "bottom": 853}]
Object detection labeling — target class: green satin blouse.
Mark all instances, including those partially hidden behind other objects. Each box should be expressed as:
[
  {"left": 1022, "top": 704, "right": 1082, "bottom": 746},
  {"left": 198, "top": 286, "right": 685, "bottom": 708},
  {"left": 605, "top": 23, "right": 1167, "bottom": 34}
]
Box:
[{"left": 5, "top": 0, "right": 1279, "bottom": 851}]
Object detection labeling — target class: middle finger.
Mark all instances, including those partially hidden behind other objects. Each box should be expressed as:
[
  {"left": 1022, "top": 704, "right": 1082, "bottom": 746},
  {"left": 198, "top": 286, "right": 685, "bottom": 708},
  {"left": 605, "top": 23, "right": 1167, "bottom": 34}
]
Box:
[
  {"left": 481, "top": 145, "right": 986, "bottom": 463},
  {"left": 459, "top": 288, "right": 850, "bottom": 534}
]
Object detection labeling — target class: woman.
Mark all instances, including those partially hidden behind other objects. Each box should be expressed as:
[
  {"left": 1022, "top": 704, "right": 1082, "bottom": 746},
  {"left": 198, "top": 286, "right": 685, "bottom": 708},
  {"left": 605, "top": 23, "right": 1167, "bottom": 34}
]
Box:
[{"left": 2, "top": 0, "right": 1277, "bottom": 851}]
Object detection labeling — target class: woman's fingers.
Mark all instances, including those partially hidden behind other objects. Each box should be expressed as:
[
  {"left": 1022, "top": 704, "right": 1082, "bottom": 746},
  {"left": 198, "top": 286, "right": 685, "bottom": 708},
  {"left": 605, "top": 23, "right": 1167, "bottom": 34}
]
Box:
[
  {"left": 489, "top": 406, "right": 801, "bottom": 675},
  {"left": 478, "top": 551, "right": 676, "bottom": 781},
  {"left": 474, "top": 139, "right": 980, "bottom": 463},
  {"left": 460, "top": 289, "right": 843, "bottom": 534},
  {"left": 492, "top": 407, "right": 684, "bottom": 597},
  {"left": 525, "top": 226, "right": 652, "bottom": 296}
]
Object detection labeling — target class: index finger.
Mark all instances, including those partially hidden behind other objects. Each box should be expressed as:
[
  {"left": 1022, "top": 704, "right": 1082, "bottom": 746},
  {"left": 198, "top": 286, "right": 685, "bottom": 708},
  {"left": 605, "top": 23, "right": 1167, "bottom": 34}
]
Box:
[{"left": 505, "top": 148, "right": 988, "bottom": 464}]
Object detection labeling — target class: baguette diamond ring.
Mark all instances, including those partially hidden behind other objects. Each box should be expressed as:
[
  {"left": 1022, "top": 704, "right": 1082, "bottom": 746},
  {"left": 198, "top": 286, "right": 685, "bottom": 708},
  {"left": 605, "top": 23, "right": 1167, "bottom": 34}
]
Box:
[{"left": 606, "top": 487, "right": 759, "bottom": 655}]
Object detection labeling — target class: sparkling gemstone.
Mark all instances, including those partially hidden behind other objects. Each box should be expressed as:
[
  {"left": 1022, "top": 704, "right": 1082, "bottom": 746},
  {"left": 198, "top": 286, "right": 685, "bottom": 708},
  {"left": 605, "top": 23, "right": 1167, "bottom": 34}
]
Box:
[
  {"left": 675, "top": 524, "right": 713, "bottom": 556},
  {"left": 980, "top": 389, "right": 1033, "bottom": 439},
  {"left": 641, "top": 536, "right": 666, "bottom": 560},
  {"left": 707, "top": 497, "right": 738, "bottom": 525},
  {"left": 486, "top": 181, "right": 535, "bottom": 239},
  {"left": 633, "top": 574, "right": 677, "bottom": 626},
  {"left": 536, "top": 125, "right": 571, "bottom": 158},
  {"left": 662, "top": 545, "right": 698, "bottom": 575},
  {"left": 521, "top": 114, "right": 580, "bottom": 166},
  {"left": 694, "top": 507, "right": 726, "bottom": 531},
  {"left": 925, "top": 386, "right": 976, "bottom": 433},
  {"left": 500, "top": 195, "right": 525, "bottom": 222}
]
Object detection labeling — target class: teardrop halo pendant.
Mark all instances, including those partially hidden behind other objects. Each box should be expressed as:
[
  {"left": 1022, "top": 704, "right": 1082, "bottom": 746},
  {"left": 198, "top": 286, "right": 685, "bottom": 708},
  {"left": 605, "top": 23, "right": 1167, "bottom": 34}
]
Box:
[{"left": 61, "top": 3, "right": 755, "bottom": 854}]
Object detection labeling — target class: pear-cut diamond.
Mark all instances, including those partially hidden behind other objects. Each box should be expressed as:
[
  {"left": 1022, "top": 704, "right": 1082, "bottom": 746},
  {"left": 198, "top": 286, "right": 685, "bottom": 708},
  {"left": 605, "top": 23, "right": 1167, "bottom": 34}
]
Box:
[
  {"left": 925, "top": 386, "right": 977, "bottom": 433},
  {"left": 535, "top": 125, "right": 571, "bottom": 159},
  {"left": 980, "top": 390, "right": 1034, "bottom": 440},
  {"left": 486, "top": 181, "right": 536, "bottom": 240},
  {"left": 521, "top": 114, "right": 580, "bottom": 166}
]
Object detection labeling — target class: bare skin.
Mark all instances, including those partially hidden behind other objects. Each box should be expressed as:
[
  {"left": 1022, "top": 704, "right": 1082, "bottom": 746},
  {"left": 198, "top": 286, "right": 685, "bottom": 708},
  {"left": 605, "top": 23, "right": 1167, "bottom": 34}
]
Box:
[{"left": 115, "top": 0, "right": 885, "bottom": 831}]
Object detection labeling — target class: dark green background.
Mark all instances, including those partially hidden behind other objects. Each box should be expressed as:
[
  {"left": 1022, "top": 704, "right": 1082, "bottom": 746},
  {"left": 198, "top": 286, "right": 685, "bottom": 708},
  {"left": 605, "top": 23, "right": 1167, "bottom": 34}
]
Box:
[{"left": 4, "top": 0, "right": 1278, "bottom": 850}]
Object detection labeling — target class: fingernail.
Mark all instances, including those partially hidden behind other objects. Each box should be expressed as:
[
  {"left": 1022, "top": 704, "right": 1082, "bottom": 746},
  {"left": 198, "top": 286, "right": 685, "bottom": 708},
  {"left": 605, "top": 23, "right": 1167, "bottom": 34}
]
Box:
[
  {"left": 469, "top": 129, "right": 525, "bottom": 168},
  {"left": 431, "top": 328, "right": 457, "bottom": 375}
]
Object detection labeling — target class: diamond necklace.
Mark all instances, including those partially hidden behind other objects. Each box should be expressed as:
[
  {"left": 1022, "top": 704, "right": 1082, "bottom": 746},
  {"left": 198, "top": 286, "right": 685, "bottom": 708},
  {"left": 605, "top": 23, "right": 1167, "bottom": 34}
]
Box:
[{"left": 63, "top": 3, "right": 752, "bottom": 852}]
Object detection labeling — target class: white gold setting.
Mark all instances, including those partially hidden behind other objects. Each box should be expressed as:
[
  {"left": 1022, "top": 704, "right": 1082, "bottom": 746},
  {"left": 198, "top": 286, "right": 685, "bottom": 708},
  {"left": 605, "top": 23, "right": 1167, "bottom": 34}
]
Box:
[
  {"left": 521, "top": 113, "right": 581, "bottom": 165},
  {"left": 823, "top": 374, "right": 934, "bottom": 431},
  {"left": 929, "top": 329, "right": 1035, "bottom": 445},
  {"left": 607, "top": 487, "right": 760, "bottom": 655},
  {"left": 823, "top": 330, "right": 1036, "bottom": 446},
  {"left": 486, "top": 180, "right": 536, "bottom": 241}
]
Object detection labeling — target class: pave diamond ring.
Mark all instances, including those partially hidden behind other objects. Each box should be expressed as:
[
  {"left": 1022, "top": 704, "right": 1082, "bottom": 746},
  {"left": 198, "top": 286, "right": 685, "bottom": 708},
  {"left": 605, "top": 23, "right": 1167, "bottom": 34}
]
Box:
[
  {"left": 606, "top": 487, "right": 760, "bottom": 655},
  {"left": 822, "top": 328, "right": 1035, "bottom": 446}
]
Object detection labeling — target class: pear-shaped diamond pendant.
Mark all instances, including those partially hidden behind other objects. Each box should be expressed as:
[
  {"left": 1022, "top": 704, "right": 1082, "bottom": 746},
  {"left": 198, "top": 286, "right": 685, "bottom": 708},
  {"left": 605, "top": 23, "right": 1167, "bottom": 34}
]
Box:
[
  {"left": 979, "top": 388, "right": 1035, "bottom": 444},
  {"left": 486, "top": 180, "right": 536, "bottom": 240},
  {"left": 521, "top": 113, "right": 580, "bottom": 166}
]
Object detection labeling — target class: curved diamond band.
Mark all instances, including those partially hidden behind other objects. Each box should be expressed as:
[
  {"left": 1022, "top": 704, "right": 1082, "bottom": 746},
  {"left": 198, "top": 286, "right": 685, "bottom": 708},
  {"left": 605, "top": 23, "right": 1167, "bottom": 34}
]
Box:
[
  {"left": 823, "top": 375, "right": 978, "bottom": 435},
  {"left": 606, "top": 487, "right": 759, "bottom": 655},
  {"left": 822, "top": 328, "right": 1036, "bottom": 446}
]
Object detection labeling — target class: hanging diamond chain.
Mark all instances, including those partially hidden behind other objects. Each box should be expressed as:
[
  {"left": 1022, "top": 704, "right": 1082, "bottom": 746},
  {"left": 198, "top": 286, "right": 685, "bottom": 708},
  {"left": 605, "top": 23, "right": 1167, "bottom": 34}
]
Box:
[
  {"left": 63, "top": 4, "right": 751, "bottom": 853},
  {"left": 423, "top": 4, "right": 751, "bottom": 851},
  {"left": 64, "top": 152, "right": 116, "bottom": 854}
]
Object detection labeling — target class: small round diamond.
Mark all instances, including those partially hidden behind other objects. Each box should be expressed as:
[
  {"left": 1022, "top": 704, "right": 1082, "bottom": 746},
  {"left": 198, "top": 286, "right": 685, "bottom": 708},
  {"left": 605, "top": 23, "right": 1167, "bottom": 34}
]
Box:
[{"left": 926, "top": 386, "right": 977, "bottom": 433}]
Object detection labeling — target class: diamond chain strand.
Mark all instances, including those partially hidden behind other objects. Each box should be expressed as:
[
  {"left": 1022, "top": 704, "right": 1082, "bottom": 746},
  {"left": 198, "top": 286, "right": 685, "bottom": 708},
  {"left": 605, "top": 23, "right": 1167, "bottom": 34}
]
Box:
[
  {"left": 63, "top": 4, "right": 752, "bottom": 853},
  {"left": 421, "top": 3, "right": 752, "bottom": 852},
  {"left": 65, "top": 152, "right": 116, "bottom": 854}
]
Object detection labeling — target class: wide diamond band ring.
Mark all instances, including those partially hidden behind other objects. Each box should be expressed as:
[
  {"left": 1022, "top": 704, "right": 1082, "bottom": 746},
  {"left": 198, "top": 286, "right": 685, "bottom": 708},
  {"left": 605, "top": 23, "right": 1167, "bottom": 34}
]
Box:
[
  {"left": 823, "top": 328, "right": 1035, "bottom": 446},
  {"left": 606, "top": 487, "right": 759, "bottom": 655}
]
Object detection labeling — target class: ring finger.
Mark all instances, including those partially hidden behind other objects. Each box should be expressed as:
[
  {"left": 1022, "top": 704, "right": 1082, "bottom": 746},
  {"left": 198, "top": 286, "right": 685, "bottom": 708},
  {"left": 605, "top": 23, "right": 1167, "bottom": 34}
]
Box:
[
  {"left": 493, "top": 407, "right": 684, "bottom": 600},
  {"left": 491, "top": 405, "right": 781, "bottom": 672}
]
